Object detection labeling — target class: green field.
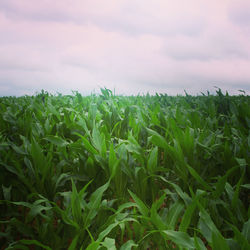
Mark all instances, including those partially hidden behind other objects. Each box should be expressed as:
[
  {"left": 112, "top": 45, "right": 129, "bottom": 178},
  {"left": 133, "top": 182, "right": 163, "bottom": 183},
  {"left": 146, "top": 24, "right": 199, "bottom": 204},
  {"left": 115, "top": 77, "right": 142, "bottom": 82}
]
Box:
[{"left": 0, "top": 88, "right": 249, "bottom": 249}]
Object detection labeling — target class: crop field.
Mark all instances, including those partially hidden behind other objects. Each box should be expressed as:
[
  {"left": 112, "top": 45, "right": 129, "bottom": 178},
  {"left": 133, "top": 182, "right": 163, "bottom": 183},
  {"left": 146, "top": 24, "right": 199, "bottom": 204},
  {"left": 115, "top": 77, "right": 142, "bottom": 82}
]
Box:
[{"left": 0, "top": 88, "right": 249, "bottom": 249}]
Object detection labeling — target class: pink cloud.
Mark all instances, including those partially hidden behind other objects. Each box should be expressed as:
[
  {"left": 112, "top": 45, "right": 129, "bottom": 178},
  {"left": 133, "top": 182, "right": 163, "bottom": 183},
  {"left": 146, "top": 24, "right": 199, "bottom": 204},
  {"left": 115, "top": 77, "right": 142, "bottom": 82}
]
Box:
[{"left": 0, "top": 0, "right": 249, "bottom": 96}]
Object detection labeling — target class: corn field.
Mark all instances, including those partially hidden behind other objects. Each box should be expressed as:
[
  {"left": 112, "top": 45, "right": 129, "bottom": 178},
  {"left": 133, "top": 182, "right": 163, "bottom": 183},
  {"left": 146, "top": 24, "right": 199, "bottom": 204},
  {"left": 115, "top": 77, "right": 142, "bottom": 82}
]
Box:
[{"left": 0, "top": 88, "right": 249, "bottom": 249}]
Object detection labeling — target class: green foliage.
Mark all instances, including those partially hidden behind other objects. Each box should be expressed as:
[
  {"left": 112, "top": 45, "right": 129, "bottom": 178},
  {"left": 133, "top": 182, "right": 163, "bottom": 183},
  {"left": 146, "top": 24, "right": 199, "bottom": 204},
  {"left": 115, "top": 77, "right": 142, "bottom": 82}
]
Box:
[{"left": 0, "top": 89, "right": 249, "bottom": 249}]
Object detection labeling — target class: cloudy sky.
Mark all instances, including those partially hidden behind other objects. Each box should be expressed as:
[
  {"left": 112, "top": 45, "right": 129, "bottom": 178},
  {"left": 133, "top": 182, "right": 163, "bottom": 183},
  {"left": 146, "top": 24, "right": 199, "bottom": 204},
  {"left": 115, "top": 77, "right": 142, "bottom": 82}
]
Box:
[{"left": 0, "top": 0, "right": 250, "bottom": 96}]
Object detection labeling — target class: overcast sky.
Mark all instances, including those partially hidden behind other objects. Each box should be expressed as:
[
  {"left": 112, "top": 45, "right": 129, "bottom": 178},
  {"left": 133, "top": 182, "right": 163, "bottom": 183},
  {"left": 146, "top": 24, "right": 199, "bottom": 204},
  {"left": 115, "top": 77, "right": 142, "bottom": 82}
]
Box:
[{"left": 0, "top": 0, "right": 250, "bottom": 96}]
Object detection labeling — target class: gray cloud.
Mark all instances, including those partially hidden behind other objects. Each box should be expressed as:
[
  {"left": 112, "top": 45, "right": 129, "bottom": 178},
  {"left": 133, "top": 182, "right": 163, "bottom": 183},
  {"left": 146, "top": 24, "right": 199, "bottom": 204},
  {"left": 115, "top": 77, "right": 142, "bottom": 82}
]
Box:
[
  {"left": 228, "top": 2, "right": 250, "bottom": 27},
  {"left": 0, "top": 0, "right": 206, "bottom": 37},
  {"left": 0, "top": 61, "right": 47, "bottom": 72},
  {"left": 92, "top": 13, "right": 205, "bottom": 37},
  {"left": 0, "top": 1, "right": 71, "bottom": 23},
  {"left": 0, "top": 0, "right": 250, "bottom": 96},
  {"left": 0, "top": 78, "right": 38, "bottom": 96},
  {"left": 164, "top": 40, "right": 250, "bottom": 61}
]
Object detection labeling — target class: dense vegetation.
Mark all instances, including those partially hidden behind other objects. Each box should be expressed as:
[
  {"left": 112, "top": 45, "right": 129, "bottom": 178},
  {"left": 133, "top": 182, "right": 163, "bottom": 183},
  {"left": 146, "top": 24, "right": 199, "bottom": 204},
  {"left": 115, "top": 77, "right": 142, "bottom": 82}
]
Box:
[{"left": 0, "top": 88, "right": 249, "bottom": 249}]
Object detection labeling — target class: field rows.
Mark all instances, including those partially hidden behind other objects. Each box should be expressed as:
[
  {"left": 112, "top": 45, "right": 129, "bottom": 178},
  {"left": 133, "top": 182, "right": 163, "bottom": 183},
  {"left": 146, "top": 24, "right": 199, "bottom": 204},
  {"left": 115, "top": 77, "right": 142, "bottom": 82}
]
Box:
[{"left": 0, "top": 88, "right": 249, "bottom": 249}]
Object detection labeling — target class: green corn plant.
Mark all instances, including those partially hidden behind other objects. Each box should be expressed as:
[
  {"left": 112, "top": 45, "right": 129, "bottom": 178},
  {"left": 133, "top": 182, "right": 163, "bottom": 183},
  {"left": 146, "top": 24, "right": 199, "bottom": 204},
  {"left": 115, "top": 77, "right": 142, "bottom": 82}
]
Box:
[{"left": 0, "top": 89, "right": 249, "bottom": 249}]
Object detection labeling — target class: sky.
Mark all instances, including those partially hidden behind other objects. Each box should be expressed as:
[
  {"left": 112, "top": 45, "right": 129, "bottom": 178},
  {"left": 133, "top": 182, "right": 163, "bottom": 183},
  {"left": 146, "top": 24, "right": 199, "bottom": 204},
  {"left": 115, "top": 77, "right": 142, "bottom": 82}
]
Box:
[{"left": 0, "top": 0, "right": 250, "bottom": 96}]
